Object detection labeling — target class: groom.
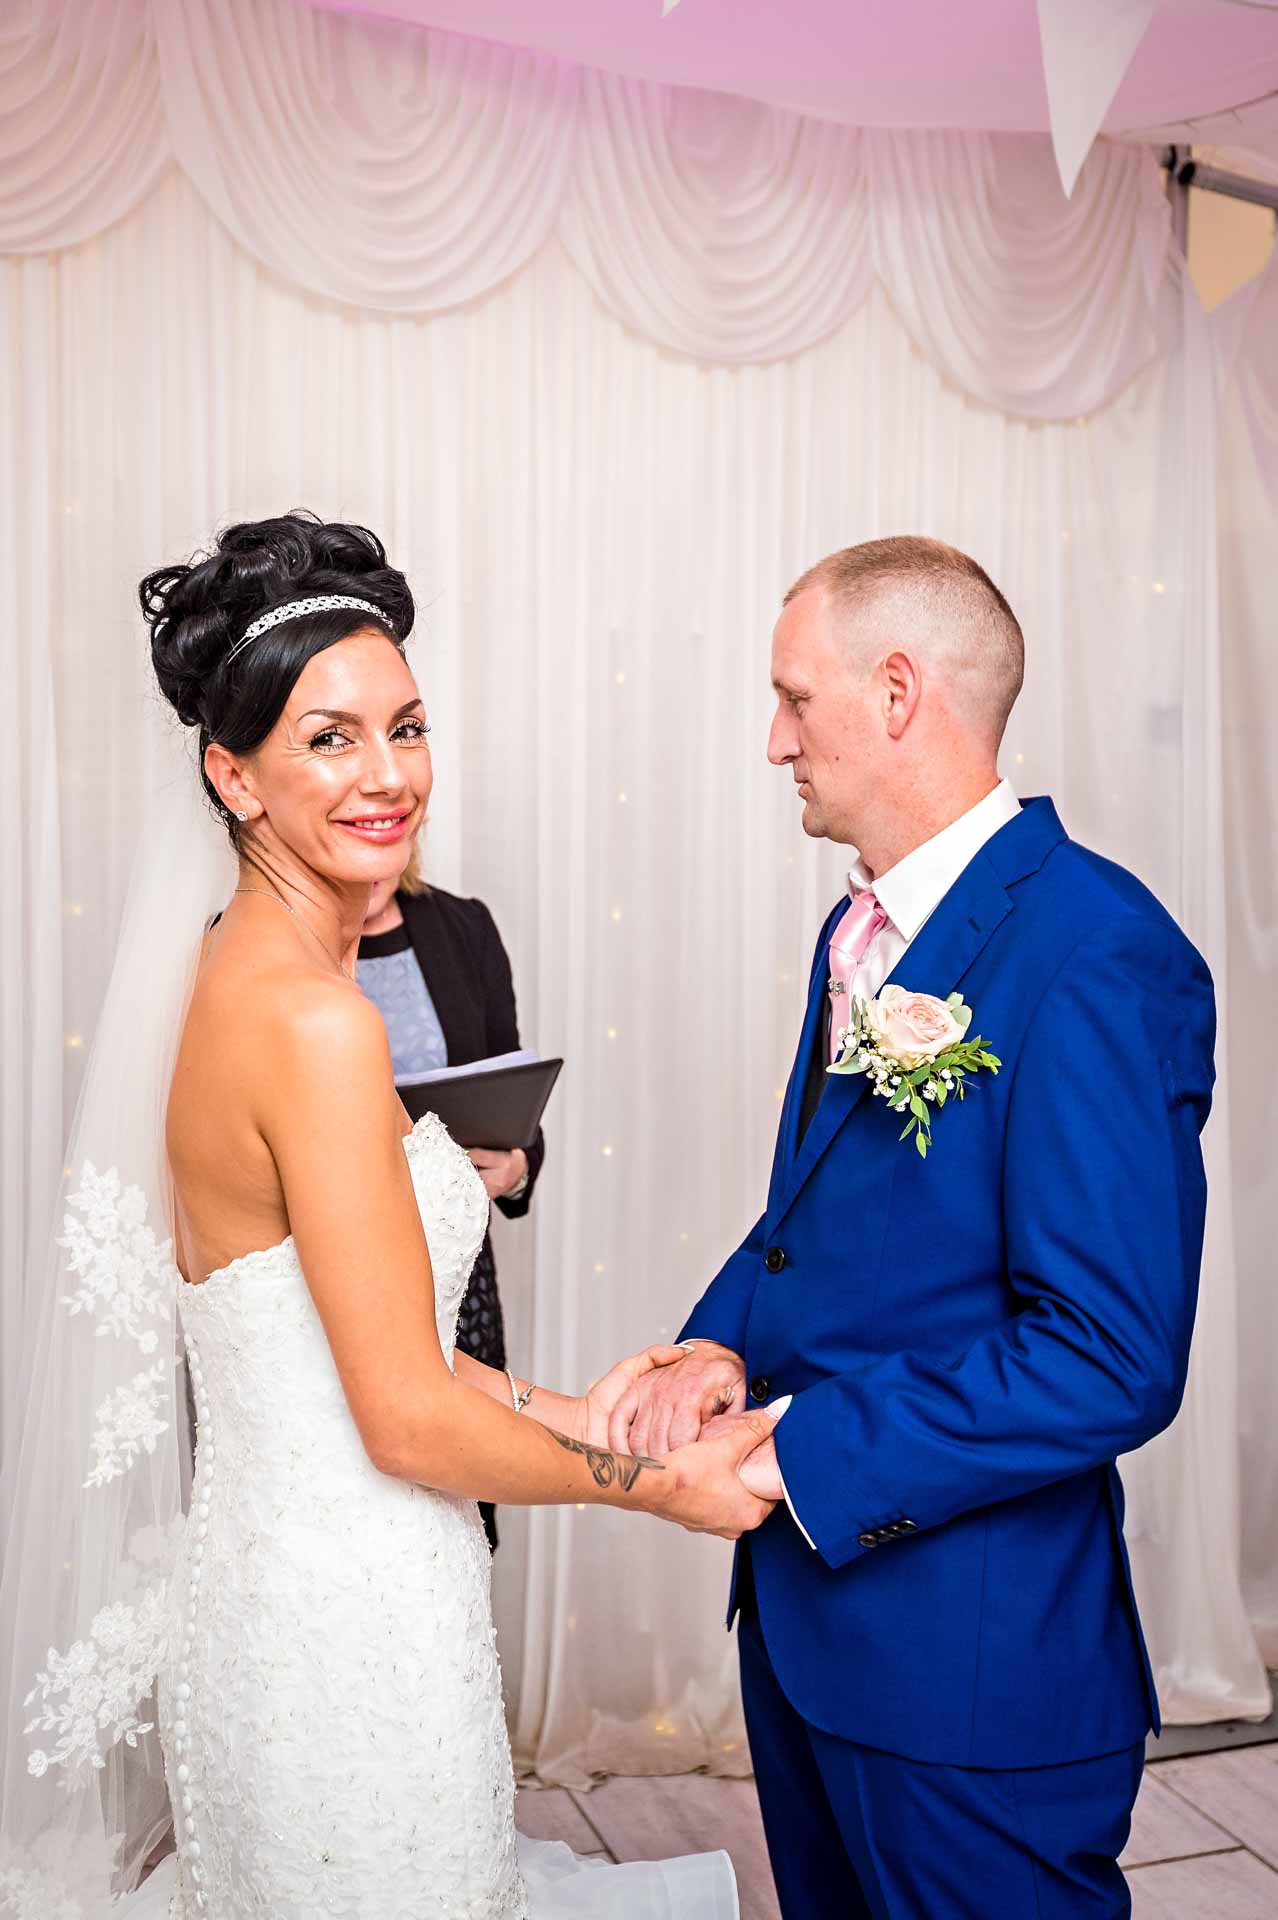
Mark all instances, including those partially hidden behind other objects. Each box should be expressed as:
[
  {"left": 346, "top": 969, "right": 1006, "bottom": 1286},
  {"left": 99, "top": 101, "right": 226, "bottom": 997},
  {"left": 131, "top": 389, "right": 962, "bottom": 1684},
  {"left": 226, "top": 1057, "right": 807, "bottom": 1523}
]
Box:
[{"left": 616, "top": 537, "right": 1214, "bottom": 1917}]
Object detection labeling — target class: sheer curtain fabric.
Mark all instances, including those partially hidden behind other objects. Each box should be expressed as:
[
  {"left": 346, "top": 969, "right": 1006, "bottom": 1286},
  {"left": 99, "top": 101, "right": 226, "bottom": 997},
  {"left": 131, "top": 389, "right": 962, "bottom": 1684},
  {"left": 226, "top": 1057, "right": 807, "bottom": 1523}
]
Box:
[
  {"left": 3, "top": 0, "right": 1172, "bottom": 403},
  {"left": 1218, "top": 251, "right": 1278, "bottom": 1675}
]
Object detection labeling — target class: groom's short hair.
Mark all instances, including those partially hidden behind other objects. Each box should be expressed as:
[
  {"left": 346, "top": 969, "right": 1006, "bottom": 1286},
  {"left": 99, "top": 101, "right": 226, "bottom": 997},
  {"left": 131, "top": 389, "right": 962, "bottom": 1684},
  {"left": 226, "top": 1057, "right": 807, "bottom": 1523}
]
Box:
[{"left": 784, "top": 536, "right": 1025, "bottom": 745}]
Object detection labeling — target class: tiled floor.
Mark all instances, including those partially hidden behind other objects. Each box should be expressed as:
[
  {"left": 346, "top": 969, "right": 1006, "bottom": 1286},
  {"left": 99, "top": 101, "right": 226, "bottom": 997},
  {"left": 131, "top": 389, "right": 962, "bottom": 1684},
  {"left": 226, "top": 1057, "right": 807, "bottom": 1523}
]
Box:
[{"left": 516, "top": 1743, "right": 1278, "bottom": 1918}]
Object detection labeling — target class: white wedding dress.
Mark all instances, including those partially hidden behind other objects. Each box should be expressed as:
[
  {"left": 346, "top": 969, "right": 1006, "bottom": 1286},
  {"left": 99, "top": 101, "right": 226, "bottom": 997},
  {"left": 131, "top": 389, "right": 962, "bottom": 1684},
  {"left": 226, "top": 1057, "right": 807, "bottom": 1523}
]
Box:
[{"left": 137, "top": 1110, "right": 736, "bottom": 1919}]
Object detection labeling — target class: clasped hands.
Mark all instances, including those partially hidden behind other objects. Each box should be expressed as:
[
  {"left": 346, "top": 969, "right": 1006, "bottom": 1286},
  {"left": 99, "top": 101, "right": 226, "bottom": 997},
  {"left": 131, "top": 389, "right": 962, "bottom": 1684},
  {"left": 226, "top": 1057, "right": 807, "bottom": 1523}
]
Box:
[{"left": 578, "top": 1341, "right": 781, "bottom": 1540}]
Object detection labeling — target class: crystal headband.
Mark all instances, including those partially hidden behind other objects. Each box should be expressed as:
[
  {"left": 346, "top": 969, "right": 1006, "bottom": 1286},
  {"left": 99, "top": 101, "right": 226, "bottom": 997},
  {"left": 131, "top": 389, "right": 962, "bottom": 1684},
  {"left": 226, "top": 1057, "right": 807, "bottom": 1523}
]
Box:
[{"left": 225, "top": 595, "right": 389, "bottom": 666}]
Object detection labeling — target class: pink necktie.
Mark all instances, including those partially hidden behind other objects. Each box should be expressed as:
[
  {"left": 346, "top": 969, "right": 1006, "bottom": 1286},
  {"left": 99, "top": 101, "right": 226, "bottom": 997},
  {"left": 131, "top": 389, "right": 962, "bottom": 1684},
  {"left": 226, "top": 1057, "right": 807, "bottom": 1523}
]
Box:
[{"left": 828, "top": 887, "right": 889, "bottom": 1063}]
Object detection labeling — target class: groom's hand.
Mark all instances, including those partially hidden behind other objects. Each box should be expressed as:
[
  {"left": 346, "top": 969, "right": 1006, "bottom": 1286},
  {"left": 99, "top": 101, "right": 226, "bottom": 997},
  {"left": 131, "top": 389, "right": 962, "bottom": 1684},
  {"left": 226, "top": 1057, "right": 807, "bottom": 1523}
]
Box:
[
  {"left": 577, "top": 1344, "right": 693, "bottom": 1450},
  {"left": 699, "top": 1411, "right": 784, "bottom": 1502},
  {"left": 652, "top": 1407, "right": 781, "bottom": 1539},
  {"left": 608, "top": 1341, "right": 747, "bottom": 1457}
]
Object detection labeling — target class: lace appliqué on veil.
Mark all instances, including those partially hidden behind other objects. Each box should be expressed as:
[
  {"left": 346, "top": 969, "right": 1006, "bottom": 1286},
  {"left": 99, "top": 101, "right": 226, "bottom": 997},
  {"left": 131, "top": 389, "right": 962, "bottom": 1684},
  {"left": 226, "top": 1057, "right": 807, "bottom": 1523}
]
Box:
[
  {"left": 84, "top": 1361, "right": 172, "bottom": 1488},
  {"left": 58, "top": 1160, "right": 179, "bottom": 1351},
  {"left": 23, "top": 1584, "right": 168, "bottom": 1788},
  {"left": 59, "top": 1159, "right": 181, "bottom": 1489},
  {"left": 22, "top": 1164, "right": 184, "bottom": 1786}
]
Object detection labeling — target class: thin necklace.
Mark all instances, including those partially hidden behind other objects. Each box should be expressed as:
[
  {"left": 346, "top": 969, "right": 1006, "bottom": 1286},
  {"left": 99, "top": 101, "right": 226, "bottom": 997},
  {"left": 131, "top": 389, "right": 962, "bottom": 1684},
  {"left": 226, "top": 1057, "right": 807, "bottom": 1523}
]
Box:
[{"left": 233, "top": 887, "right": 347, "bottom": 978}]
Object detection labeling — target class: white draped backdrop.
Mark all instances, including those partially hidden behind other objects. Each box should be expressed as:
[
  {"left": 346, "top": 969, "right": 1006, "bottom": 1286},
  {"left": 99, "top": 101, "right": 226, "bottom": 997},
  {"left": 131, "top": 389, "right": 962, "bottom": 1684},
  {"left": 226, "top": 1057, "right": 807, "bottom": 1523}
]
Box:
[
  {"left": 1219, "top": 252, "right": 1278, "bottom": 1678},
  {"left": 2, "top": 0, "right": 1275, "bottom": 1787}
]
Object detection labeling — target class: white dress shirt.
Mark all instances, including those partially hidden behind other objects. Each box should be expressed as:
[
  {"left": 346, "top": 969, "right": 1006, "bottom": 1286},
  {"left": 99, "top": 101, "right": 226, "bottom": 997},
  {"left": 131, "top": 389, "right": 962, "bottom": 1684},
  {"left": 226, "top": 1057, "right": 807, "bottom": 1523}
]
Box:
[
  {"left": 837, "top": 777, "right": 1022, "bottom": 1008},
  {"left": 772, "top": 778, "right": 1022, "bottom": 1545}
]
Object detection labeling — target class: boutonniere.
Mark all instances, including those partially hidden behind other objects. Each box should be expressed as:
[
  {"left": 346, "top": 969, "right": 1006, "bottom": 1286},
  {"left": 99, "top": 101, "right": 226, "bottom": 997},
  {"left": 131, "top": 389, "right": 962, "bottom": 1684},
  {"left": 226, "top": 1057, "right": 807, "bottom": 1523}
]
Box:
[{"left": 828, "top": 985, "right": 1001, "bottom": 1158}]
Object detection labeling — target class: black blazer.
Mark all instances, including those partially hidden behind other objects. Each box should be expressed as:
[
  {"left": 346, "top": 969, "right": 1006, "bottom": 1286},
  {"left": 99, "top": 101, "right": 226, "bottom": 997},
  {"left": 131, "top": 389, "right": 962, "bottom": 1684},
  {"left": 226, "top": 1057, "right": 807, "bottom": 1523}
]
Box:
[{"left": 396, "top": 887, "right": 545, "bottom": 1218}]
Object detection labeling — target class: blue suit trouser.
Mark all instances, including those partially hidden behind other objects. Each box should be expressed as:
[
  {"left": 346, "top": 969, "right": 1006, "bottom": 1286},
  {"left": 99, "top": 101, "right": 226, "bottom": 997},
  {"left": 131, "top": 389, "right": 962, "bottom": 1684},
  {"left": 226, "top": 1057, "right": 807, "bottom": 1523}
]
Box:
[{"left": 738, "top": 1602, "right": 1143, "bottom": 1919}]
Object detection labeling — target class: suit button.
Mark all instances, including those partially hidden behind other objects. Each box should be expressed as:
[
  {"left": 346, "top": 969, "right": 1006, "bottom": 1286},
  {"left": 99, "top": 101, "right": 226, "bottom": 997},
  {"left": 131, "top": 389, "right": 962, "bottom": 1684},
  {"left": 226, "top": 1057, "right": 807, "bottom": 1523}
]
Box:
[
  {"left": 749, "top": 1377, "right": 772, "bottom": 1403},
  {"left": 763, "top": 1247, "right": 787, "bottom": 1273},
  {"left": 899, "top": 1519, "right": 918, "bottom": 1532},
  {"left": 858, "top": 1532, "right": 878, "bottom": 1549}
]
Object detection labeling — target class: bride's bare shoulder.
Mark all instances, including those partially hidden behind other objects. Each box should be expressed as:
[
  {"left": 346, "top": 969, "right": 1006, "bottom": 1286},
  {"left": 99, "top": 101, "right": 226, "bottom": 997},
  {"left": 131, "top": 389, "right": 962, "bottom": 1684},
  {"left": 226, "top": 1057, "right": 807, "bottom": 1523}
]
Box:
[
  {"left": 253, "top": 969, "right": 402, "bottom": 1157},
  {"left": 272, "top": 969, "right": 390, "bottom": 1075},
  {"left": 249, "top": 961, "right": 390, "bottom": 1088},
  {"left": 178, "top": 931, "right": 392, "bottom": 1132},
  {"left": 167, "top": 927, "right": 404, "bottom": 1280}
]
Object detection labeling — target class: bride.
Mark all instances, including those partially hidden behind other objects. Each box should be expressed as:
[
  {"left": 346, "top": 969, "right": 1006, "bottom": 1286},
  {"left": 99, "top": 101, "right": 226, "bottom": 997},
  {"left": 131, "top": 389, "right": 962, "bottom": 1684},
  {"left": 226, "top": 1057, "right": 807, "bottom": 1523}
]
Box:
[{"left": 1, "top": 513, "right": 776, "bottom": 1918}]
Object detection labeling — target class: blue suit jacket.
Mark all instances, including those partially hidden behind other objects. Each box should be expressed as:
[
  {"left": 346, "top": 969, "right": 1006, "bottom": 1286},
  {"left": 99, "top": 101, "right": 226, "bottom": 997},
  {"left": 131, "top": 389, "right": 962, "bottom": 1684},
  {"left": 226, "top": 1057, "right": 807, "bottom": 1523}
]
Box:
[{"left": 680, "top": 798, "right": 1213, "bottom": 1769}]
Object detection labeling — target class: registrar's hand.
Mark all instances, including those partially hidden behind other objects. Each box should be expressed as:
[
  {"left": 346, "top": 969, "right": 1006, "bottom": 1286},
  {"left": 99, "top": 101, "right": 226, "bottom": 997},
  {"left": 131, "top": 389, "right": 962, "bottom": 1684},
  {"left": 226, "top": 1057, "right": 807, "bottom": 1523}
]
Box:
[
  {"left": 467, "top": 1146, "right": 528, "bottom": 1201},
  {"left": 577, "top": 1345, "right": 692, "bottom": 1450},
  {"left": 649, "top": 1406, "right": 781, "bottom": 1539},
  {"left": 607, "top": 1341, "right": 747, "bottom": 1457}
]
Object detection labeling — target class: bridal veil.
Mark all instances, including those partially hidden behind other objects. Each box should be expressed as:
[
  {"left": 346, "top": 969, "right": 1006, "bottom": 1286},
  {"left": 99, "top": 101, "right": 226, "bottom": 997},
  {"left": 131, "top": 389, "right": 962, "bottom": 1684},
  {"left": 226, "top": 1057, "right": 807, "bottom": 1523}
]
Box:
[{"left": 0, "top": 730, "right": 235, "bottom": 1914}]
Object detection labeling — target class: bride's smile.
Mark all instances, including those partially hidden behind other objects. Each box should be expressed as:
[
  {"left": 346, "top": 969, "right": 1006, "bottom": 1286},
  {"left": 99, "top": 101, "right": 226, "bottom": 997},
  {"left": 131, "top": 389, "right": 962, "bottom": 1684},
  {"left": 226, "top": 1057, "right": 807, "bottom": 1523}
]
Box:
[{"left": 333, "top": 809, "right": 414, "bottom": 839}]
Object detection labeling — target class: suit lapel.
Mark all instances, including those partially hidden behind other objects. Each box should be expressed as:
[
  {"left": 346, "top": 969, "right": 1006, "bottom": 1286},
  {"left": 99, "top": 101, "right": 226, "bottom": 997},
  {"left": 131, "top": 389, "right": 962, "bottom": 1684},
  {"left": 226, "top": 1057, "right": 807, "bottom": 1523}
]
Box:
[
  {"left": 777, "top": 899, "right": 845, "bottom": 1173},
  {"left": 773, "top": 851, "right": 1014, "bottom": 1223},
  {"left": 878, "top": 848, "right": 1014, "bottom": 1001}
]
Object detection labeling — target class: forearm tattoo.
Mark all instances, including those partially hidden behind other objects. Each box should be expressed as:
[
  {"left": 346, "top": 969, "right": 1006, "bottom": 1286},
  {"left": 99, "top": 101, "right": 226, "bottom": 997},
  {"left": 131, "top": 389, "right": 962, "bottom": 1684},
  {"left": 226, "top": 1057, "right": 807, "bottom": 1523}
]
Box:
[{"left": 549, "top": 1429, "right": 665, "bottom": 1494}]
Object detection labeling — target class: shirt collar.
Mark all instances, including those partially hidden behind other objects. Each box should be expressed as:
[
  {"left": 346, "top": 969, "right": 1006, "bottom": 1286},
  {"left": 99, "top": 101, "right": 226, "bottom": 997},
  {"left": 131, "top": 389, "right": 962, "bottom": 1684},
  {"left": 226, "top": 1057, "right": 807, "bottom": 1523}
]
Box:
[{"left": 848, "top": 778, "right": 1022, "bottom": 942}]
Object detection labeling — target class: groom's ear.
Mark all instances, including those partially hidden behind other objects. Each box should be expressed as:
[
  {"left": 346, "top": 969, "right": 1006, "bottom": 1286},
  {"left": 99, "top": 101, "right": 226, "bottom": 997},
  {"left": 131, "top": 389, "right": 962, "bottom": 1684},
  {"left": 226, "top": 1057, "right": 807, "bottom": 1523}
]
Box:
[{"left": 880, "top": 649, "right": 922, "bottom": 739}]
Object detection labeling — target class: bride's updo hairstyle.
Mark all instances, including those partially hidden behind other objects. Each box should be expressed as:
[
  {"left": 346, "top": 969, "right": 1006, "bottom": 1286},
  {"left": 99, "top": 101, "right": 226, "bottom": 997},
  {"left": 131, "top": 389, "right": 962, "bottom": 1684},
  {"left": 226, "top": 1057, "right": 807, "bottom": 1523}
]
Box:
[{"left": 141, "top": 510, "right": 415, "bottom": 842}]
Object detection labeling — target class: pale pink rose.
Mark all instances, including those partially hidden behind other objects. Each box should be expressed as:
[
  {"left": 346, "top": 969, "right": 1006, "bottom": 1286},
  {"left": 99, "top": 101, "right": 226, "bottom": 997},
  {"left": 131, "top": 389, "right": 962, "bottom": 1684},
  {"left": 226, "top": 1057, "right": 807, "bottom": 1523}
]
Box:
[{"left": 865, "top": 985, "right": 966, "bottom": 1067}]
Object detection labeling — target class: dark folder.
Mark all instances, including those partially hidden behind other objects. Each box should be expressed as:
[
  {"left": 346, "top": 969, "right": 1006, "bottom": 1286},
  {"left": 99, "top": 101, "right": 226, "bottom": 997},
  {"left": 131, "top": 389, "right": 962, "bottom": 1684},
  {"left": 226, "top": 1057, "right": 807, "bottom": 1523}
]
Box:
[{"left": 396, "top": 1054, "right": 562, "bottom": 1151}]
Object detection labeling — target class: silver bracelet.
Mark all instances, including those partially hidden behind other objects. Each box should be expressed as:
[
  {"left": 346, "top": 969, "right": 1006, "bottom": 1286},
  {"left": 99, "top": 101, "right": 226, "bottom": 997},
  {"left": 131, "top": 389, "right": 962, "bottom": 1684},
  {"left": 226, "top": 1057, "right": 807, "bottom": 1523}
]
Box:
[{"left": 505, "top": 1367, "right": 536, "bottom": 1413}]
